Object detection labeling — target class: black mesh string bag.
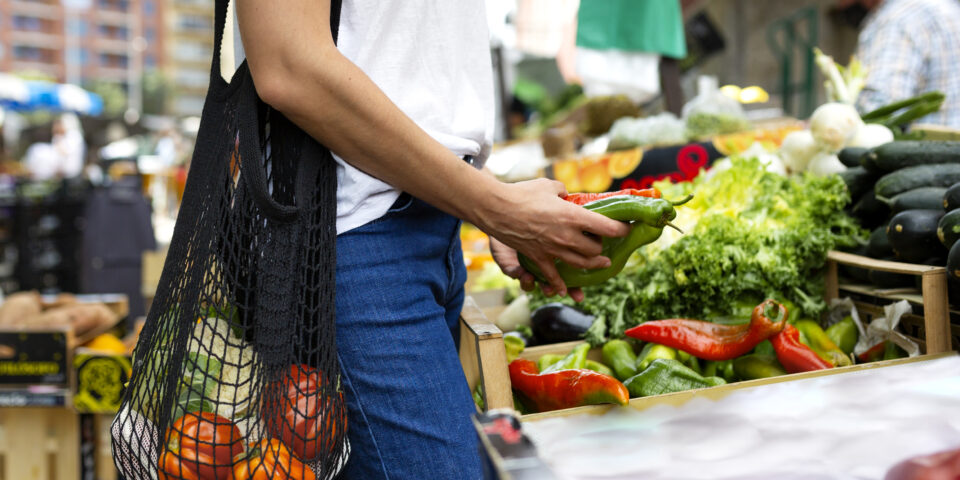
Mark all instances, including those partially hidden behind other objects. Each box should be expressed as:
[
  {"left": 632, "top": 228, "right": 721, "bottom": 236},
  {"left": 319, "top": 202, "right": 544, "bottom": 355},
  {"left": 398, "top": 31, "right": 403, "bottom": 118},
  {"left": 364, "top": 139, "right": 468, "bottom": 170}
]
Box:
[{"left": 111, "top": 1, "right": 349, "bottom": 478}]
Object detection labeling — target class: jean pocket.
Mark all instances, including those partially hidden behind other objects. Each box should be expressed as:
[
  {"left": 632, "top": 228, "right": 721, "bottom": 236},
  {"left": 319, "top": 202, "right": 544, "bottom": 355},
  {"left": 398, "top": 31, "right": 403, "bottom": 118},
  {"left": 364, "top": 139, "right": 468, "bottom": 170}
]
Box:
[{"left": 386, "top": 192, "right": 414, "bottom": 214}]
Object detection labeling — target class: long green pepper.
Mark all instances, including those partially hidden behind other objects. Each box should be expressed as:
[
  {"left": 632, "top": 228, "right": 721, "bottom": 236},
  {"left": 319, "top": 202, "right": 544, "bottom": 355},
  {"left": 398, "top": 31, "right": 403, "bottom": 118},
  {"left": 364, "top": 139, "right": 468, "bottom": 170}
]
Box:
[{"left": 518, "top": 195, "right": 691, "bottom": 287}]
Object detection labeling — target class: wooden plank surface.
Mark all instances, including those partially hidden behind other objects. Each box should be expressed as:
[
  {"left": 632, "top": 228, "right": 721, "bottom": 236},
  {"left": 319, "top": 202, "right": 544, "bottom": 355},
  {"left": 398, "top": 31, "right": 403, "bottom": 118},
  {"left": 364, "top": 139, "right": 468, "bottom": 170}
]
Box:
[
  {"left": 921, "top": 271, "right": 952, "bottom": 353},
  {"left": 827, "top": 251, "right": 944, "bottom": 275},
  {"left": 0, "top": 407, "right": 79, "bottom": 480}
]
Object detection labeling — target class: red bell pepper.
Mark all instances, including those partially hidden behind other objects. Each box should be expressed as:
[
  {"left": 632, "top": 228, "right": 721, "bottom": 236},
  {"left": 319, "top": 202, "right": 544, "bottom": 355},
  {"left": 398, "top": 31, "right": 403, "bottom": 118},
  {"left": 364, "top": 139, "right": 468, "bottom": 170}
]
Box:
[
  {"left": 771, "top": 324, "right": 833, "bottom": 373},
  {"left": 267, "top": 365, "right": 347, "bottom": 462},
  {"left": 508, "top": 358, "right": 629, "bottom": 413},
  {"left": 624, "top": 299, "right": 788, "bottom": 361},
  {"left": 564, "top": 188, "right": 661, "bottom": 206},
  {"left": 159, "top": 411, "right": 244, "bottom": 480}
]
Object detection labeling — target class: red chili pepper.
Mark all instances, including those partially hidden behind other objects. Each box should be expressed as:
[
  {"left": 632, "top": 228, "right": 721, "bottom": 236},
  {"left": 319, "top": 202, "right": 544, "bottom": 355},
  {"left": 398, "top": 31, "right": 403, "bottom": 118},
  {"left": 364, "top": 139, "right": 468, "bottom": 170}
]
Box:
[
  {"left": 771, "top": 324, "right": 833, "bottom": 373},
  {"left": 624, "top": 299, "right": 788, "bottom": 361},
  {"left": 508, "top": 358, "right": 629, "bottom": 413},
  {"left": 856, "top": 341, "right": 887, "bottom": 363},
  {"left": 564, "top": 188, "right": 661, "bottom": 205}
]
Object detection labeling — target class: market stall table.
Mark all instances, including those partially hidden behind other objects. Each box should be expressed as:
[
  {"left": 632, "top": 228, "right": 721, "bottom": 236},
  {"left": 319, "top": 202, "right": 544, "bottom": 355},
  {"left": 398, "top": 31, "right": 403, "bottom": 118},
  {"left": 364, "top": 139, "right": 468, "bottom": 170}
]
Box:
[{"left": 480, "top": 353, "right": 960, "bottom": 480}]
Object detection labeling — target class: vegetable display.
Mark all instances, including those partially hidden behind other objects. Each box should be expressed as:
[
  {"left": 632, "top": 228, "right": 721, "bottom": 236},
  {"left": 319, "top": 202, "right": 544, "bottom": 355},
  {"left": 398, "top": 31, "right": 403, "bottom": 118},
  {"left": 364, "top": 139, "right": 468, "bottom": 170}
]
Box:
[{"left": 530, "top": 157, "right": 862, "bottom": 345}]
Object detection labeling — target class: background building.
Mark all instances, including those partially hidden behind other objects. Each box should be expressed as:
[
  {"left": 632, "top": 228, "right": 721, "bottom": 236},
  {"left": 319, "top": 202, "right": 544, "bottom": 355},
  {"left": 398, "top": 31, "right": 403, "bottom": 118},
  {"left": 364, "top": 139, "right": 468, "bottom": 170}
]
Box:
[{"left": 0, "top": 0, "right": 214, "bottom": 118}]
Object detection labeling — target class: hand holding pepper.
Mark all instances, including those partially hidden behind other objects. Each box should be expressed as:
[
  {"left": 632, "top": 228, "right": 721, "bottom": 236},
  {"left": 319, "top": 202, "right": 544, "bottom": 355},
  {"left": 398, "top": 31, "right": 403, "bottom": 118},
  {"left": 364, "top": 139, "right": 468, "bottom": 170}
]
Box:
[{"left": 485, "top": 178, "right": 630, "bottom": 299}]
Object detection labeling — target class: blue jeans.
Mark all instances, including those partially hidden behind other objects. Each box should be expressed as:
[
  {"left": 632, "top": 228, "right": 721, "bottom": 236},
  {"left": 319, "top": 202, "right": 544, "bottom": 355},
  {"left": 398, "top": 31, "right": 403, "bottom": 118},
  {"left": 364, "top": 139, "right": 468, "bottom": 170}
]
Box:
[{"left": 335, "top": 194, "right": 481, "bottom": 479}]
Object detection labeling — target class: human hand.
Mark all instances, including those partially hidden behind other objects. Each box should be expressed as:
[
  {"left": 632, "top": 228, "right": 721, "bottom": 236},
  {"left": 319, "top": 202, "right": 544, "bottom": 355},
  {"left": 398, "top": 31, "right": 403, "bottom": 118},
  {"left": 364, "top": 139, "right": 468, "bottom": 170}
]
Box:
[
  {"left": 489, "top": 236, "right": 586, "bottom": 302},
  {"left": 475, "top": 178, "right": 629, "bottom": 298}
]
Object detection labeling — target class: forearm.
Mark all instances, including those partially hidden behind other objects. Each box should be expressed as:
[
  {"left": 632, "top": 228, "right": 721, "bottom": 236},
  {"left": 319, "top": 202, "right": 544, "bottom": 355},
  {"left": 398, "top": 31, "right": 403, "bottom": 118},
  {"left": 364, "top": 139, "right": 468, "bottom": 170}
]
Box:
[{"left": 236, "top": 0, "right": 503, "bottom": 227}]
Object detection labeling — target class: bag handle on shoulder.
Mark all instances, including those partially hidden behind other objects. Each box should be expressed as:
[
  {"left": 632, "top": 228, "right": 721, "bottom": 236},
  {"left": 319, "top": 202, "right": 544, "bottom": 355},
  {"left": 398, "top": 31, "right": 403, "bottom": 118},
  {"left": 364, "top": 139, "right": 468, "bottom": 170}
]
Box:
[{"left": 211, "top": 0, "right": 342, "bottom": 222}]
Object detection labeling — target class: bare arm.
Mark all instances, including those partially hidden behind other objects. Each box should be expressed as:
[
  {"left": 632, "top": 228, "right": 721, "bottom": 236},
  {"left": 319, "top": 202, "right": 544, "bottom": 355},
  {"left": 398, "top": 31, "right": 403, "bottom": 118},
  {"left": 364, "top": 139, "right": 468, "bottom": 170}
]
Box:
[{"left": 236, "top": 0, "right": 628, "bottom": 296}]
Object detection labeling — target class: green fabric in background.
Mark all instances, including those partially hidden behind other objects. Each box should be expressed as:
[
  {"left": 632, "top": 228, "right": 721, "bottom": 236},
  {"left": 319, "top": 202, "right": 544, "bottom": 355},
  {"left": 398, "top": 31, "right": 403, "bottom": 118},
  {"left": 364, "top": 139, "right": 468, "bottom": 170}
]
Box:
[{"left": 576, "top": 0, "right": 687, "bottom": 59}]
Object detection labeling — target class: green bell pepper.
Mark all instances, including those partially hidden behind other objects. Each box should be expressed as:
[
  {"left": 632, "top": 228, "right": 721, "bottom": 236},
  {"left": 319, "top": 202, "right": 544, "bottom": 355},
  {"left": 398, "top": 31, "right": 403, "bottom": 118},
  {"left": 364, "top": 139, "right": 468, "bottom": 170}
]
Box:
[
  {"left": 676, "top": 350, "right": 701, "bottom": 375},
  {"left": 536, "top": 353, "right": 565, "bottom": 373},
  {"left": 541, "top": 343, "right": 590, "bottom": 373},
  {"left": 504, "top": 335, "right": 525, "bottom": 363},
  {"left": 636, "top": 343, "right": 677, "bottom": 371},
  {"left": 601, "top": 339, "right": 638, "bottom": 381},
  {"left": 795, "top": 319, "right": 852, "bottom": 367},
  {"left": 585, "top": 359, "right": 616, "bottom": 377},
  {"left": 733, "top": 354, "right": 787, "bottom": 380},
  {"left": 623, "top": 358, "right": 726, "bottom": 398},
  {"left": 826, "top": 316, "right": 858, "bottom": 355}
]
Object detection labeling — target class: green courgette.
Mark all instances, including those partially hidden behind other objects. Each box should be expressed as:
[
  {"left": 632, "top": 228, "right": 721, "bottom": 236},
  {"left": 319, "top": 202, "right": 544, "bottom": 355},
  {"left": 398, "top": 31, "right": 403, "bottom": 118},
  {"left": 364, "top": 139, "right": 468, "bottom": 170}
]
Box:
[
  {"left": 864, "top": 141, "right": 960, "bottom": 172},
  {"left": 887, "top": 209, "right": 946, "bottom": 263},
  {"left": 852, "top": 191, "right": 891, "bottom": 229},
  {"left": 944, "top": 183, "right": 960, "bottom": 211},
  {"left": 866, "top": 224, "right": 894, "bottom": 258},
  {"left": 885, "top": 187, "right": 947, "bottom": 213},
  {"left": 875, "top": 164, "right": 960, "bottom": 200},
  {"left": 839, "top": 166, "right": 878, "bottom": 200},
  {"left": 868, "top": 260, "right": 915, "bottom": 288},
  {"left": 938, "top": 209, "right": 960, "bottom": 249},
  {"left": 838, "top": 147, "right": 869, "bottom": 168}
]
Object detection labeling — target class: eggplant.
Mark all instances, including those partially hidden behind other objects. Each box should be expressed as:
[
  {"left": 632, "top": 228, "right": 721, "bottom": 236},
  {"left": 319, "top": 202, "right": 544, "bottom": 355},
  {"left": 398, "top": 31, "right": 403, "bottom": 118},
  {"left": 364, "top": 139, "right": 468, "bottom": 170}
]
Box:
[{"left": 530, "top": 303, "right": 594, "bottom": 344}]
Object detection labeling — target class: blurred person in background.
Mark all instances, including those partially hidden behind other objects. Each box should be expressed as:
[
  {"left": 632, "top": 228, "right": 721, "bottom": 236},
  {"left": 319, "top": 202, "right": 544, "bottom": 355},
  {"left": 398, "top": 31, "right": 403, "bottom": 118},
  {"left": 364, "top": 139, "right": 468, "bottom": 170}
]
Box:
[
  {"left": 24, "top": 113, "right": 86, "bottom": 180},
  {"left": 843, "top": 0, "right": 960, "bottom": 127}
]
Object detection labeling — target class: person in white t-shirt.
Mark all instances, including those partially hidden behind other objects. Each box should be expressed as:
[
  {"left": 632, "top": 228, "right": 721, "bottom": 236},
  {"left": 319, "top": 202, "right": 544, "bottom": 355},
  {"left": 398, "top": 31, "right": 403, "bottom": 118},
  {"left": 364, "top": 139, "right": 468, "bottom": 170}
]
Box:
[
  {"left": 236, "top": 1, "right": 627, "bottom": 477},
  {"left": 24, "top": 114, "right": 85, "bottom": 181}
]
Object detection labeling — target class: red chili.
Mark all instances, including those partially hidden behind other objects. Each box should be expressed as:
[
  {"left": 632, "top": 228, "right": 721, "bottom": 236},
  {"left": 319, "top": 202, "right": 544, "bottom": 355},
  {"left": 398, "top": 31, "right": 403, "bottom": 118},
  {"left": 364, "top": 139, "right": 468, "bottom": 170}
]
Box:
[
  {"left": 771, "top": 324, "right": 833, "bottom": 373},
  {"left": 624, "top": 300, "right": 788, "bottom": 361},
  {"left": 564, "top": 188, "right": 661, "bottom": 205},
  {"left": 508, "top": 359, "right": 629, "bottom": 413}
]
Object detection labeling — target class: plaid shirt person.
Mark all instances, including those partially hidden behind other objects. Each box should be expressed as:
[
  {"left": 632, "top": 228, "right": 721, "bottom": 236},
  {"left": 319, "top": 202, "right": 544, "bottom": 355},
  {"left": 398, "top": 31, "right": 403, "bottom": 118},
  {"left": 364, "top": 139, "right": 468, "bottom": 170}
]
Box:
[{"left": 855, "top": 0, "right": 960, "bottom": 128}]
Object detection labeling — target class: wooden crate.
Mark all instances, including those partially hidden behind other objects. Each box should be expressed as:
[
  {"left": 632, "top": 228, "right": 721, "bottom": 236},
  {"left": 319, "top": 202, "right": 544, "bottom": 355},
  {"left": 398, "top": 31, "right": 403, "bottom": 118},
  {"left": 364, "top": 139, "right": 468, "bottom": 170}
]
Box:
[
  {"left": 0, "top": 407, "right": 80, "bottom": 480},
  {"left": 459, "top": 296, "right": 512, "bottom": 411},
  {"left": 824, "top": 250, "right": 956, "bottom": 353}
]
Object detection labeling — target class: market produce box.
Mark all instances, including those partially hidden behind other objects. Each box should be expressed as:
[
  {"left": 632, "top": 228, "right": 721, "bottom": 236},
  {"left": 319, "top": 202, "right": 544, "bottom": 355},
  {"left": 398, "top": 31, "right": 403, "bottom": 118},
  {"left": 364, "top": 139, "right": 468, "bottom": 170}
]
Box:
[
  {"left": 0, "top": 325, "right": 74, "bottom": 386},
  {"left": 825, "top": 250, "right": 957, "bottom": 352},
  {"left": 477, "top": 352, "right": 960, "bottom": 480},
  {"left": 461, "top": 285, "right": 955, "bottom": 415},
  {"left": 73, "top": 347, "right": 132, "bottom": 414}
]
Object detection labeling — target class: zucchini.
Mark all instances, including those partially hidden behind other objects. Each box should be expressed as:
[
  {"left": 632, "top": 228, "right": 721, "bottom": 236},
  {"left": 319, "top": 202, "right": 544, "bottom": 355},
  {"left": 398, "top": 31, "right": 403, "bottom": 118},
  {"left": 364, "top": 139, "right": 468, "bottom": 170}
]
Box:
[
  {"left": 840, "top": 244, "right": 872, "bottom": 281},
  {"left": 838, "top": 147, "right": 869, "bottom": 168},
  {"left": 839, "top": 167, "right": 878, "bottom": 201},
  {"left": 886, "top": 187, "right": 947, "bottom": 213},
  {"left": 938, "top": 209, "right": 960, "bottom": 249},
  {"left": 944, "top": 183, "right": 960, "bottom": 211},
  {"left": 875, "top": 164, "right": 960, "bottom": 199},
  {"left": 887, "top": 209, "right": 946, "bottom": 263},
  {"left": 866, "top": 225, "right": 894, "bottom": 258},
  {"left": 851, "top": 191, "right": 890, "bottom": 229},
  {"left": 948, "top": 240, "right": 960, "bottom": 306},
  {"left": 865, "top": 141, "right": 960, "bottom": 172}
]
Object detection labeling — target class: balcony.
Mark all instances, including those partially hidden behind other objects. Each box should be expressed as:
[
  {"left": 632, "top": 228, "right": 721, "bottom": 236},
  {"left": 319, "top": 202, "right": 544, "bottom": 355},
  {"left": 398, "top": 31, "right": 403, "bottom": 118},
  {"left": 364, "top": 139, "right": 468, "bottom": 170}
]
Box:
[
  {"left": 10, "top": 61, "right": 62, "bottom": 77},
  {"left": 9, "top": 1, "right": 60, "bottom": 20},
  {"left": 9, "top": 31, "right": 61, "bottom": 49}
]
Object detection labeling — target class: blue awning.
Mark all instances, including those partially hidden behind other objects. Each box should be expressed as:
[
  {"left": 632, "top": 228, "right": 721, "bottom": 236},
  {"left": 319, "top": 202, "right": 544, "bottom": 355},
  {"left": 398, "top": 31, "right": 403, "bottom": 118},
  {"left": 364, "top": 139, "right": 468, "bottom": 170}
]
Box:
[{"left": 0, "top": 74, "right": 104, "bottom": 115}]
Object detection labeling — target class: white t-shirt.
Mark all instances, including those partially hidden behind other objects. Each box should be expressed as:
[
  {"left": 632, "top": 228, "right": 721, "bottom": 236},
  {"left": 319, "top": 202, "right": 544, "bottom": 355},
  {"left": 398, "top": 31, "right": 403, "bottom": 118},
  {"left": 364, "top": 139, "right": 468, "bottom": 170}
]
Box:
[{"left": 232, "top": 1, "right": 495, "bottom": 234}]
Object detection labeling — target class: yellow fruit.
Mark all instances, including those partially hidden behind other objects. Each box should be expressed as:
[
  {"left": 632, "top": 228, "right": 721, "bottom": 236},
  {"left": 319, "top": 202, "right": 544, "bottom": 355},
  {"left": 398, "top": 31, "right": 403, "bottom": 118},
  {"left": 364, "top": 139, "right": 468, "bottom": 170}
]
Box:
[
  {"left": 579, "top": 158, "right": 613, "bottom": 193},
  {"left": 85, "top": 333, "right": 127, "bottom": 355},
  {"left": 607, "top": 149, "right": 643, "bottom": 178}
]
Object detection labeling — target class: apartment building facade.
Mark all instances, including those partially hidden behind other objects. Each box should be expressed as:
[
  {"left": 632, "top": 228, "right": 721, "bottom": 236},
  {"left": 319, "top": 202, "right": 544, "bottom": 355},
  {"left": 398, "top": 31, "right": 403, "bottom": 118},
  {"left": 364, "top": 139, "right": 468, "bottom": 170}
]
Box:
[{"left": 0, "top": 0, "right": 214, "bottom": 117}]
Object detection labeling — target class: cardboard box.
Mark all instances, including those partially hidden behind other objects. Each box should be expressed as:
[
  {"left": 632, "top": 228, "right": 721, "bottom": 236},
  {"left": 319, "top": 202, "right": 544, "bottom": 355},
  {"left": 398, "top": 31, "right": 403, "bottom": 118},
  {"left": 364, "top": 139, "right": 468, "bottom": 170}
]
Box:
[{"left": 73, "top": 348, "right": 132, "bottom": 414}]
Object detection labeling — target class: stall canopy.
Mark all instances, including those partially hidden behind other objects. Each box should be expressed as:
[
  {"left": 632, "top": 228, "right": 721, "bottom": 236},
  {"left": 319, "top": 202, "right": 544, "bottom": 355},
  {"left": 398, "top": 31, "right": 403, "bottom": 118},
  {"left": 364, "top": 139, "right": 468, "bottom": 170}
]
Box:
[{"left": 0, "top": 74, "right": 103, "bottom": 115}]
